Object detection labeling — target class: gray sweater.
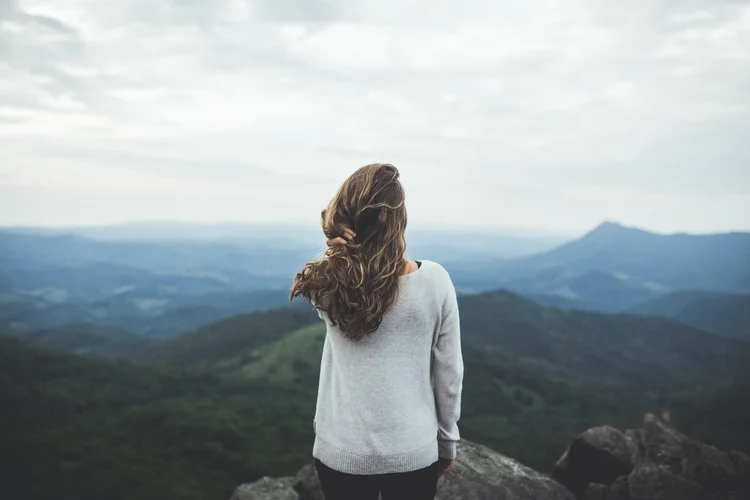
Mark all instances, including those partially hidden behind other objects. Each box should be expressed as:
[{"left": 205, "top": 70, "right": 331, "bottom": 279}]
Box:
[{"left": 312, "top": 260, "right": 464, "bottom": 474}]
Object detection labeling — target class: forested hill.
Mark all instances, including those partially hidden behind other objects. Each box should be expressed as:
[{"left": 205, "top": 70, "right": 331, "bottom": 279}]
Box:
[
  {"left": 3, "top": 289, "right": 750, "bottom": 500},
  {"left": 138, "top": 290, "right": 750, "bottom": 399},
  {"left": 631, "top": 290, "right": 750, "bottom": 340},
  {"left": 0, "top": 335, "right": 316, "bottom": 500}
]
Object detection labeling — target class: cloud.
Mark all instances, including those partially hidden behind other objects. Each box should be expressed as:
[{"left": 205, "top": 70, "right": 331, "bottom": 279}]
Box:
[{"left": 0, "top": 0, "right": 748, "bottom": 232}]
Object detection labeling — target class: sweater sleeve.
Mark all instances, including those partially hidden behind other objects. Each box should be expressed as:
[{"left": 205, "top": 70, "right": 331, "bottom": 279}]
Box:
[{"left": 432, "top": 273, "right": 464, "bottom": 460}]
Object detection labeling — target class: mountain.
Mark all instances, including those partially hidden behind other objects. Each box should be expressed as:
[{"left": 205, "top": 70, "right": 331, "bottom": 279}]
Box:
[
  {"left": 453, "top": 290, "right": 750, "bottom": 460},
  {"left": 0, "top": 284, "right": 295, "bottom": 338},
  {"left": 7, "top": 221, "right": 324, "bottom": 245},
  {"left": 3, "top": 222, "right": 566, "bottom": 258},
  {"left": 0, "top": 231, "right": 314, "bottom": 284},
  {"left": 5, "top": 223, "right": 749, "bottom": 321},
  {"left": 448, "top": 222, "right": 750, "bottom": 311},
  {"left": 0, "top": 231, "right": 315, "bottom": 335},
  {"left": 457, "top": 290, "right": 750, "bottom": 395},
  {"left": 515, "top": 222, "right": 750, "bottom": 287},
  {"left": 631, "top": 290, "right": 750, "bottom": 340},
  {"left": 0, "top": 232, "right": 304, "bottom": 336},
  {"left": 0, "top": 227, "right": 564, "bottom": 336}
]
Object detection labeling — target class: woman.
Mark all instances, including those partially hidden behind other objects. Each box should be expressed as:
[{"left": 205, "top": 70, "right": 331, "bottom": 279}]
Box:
[{"left": 290, "top": 163, "right": 464, "bottom": 500}]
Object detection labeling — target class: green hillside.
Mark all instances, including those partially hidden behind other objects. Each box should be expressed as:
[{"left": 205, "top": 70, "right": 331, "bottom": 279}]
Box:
[
  {"left": 132, "top": 291, "right": 750, "bottom": 469},
  {"left": 140, "top": 318, "right": 634, "bottom": 470},
  {"left": 0, "top": 335, "right": 315, "bottom": 500},
  {"left": 236, "top": 323, "right": 326, "bottom": 387},
  {"left": 131, "top": 290, "right": 750, "bottom": 469},
  {"left": 457, "top": 291, "right": 750, "bottom": 399},
  {"left": 10, "top": 323, "right": 152, "bottom": 359},
  {"left": 135, "top": 306, "right": 318, "bottom": 367},
  {"left": 179, "top": 318, "right": 629, "bottom": 467},
  {"left": 631, "top": 290, "right": 750, "bottom": 339},
  {"left": 4, "top": 290, "right": 750, "bottom": 500}
]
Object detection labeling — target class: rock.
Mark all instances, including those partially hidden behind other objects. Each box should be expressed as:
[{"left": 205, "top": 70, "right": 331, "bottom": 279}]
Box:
[
  {"left": 232, "top": 439, "right": 575, "bottom": 500},
  {"left": 628, "top": 463, "right": 703, "bottom": 500},
  {"left": 436, "top": 440, "right": 575, "bottom": 500},
  {"left": 728, "top": 451, "right": 750, "bottom": 478},
  {"left": 555, "top": 416, "right": 750, "bottom": 500},
  {"left": 583, "top": 483, "right": 608, "bottom": 500},
  {"left": 233, "top": 423, "right": 750, "bottom": 500},
  {"left": 623, "top": 429, "right": 642, "bottom": 465},
  {"left": 553, "top": 426, "right": 633, "bottom": 497},
  {"left": 689, "top": 442, "right": 737, "bottom": 489},
  {"left": 231, "top": 477, "right": 298, "bottom": 500},
  {"left": 293, "top": 465, "right": 324, "bottom": 500},
  {"left": 607, "top": 476, "right": 630, "bottom": 500}
]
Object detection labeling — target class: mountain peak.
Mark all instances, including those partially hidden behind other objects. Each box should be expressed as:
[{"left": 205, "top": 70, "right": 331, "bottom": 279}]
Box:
[
  {"left": 592, "top": 221, "right": 629, "bottom": 233},
  {"left": 584, "top": 221, "right": 652, "bottom": 241}
]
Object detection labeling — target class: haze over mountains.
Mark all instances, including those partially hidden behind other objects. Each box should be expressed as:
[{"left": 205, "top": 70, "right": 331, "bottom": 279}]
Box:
[
  {"left": 2, "top": 221, "right": 748, "bottom": 337},
  {"left": 451, "top": 222, "right": 750, "bottom": 312},
  {"left": 0, "top": 222, "right": 565, "bottom": 336}
]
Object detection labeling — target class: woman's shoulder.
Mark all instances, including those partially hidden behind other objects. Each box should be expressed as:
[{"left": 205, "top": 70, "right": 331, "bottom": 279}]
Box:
[{"left": 416, "top": 260, "right": 453, "bottom": 285}]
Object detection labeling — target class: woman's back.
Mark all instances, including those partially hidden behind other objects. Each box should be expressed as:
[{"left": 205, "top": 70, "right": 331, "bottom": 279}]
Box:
[
  {"left": 313, "top": 260, "right": 463, "bottom": 475},
  {"left": 290, "top": 163, "right": 463, "bottom": 498}
]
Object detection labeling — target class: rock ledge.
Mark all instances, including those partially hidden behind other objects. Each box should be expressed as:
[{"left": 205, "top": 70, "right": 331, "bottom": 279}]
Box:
[
  {"left": 233, "top": 418, "right": 750, "bottom": 500},
  {"left": 232, "top": 439, "right": 574, "bottom": 500}
]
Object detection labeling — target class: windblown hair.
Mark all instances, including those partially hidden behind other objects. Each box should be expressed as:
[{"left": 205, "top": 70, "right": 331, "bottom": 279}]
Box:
[{"left": 290, "top": 163, "right": 408, "bottom": 340}]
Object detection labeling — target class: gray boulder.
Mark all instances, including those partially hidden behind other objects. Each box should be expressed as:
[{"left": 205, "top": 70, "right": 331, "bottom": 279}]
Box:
[
  {"left": 553, "top": 426, "right": 633, "bottom": 497},
  {"left": 232, "top": 439, "right": 574, "bottom": 500},
  {"left": 554, "top": 414, "right": 750, "bottom": 500},
  {"left": 437, "top": 440, "right": 575, "bottom": 500}
]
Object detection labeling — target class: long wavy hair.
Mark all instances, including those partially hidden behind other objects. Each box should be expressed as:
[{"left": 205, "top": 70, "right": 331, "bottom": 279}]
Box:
[{"left": 290, "top": 163, "right": 408, "bottom": 340}]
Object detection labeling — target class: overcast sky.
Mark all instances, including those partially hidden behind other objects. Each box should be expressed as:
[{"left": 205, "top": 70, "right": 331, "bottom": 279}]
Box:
[{"left": 0, "top": 0, "right": 748, "bottom": 234}]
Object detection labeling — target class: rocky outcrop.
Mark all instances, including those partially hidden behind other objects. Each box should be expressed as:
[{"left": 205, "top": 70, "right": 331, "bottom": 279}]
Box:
[
  {"left": 233, "top": 419, "right": 750, "bottom": 500},
  {"left": 553, "top": 425, "right": 634, "bottom": 497},
  {"left": 553, "top": 415, "right": 750, "bottom": 500},
  {"left": 232, "top": 439, "right": 574, "bottom": 500},
  {"left": 435, "top": 439, "right": 575, "bottom": 500},
  {"left": 553, "top": 426, "right": 633, "bottom": 497}
]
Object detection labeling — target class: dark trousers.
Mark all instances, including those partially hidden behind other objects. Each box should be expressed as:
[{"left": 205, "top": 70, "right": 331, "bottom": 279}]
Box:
[{"left": 314, "top": 459, "right": 439, "bottom": 500}]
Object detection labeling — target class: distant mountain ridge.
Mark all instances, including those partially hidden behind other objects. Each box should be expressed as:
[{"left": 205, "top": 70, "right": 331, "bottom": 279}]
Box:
[
  {"left": 449, "top": 222, "right": 750, "bottom": 312},
  {"left": 3, "top": 221, "right": 749, "bottom": 332},
  {"left": 0, "top": 225, "right": 565, "bottom": 335}
]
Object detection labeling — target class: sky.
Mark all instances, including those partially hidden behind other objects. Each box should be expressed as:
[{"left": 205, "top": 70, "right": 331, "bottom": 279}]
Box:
[{"left": 0, "top": 0, "right": 749, "bottom": 234}]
